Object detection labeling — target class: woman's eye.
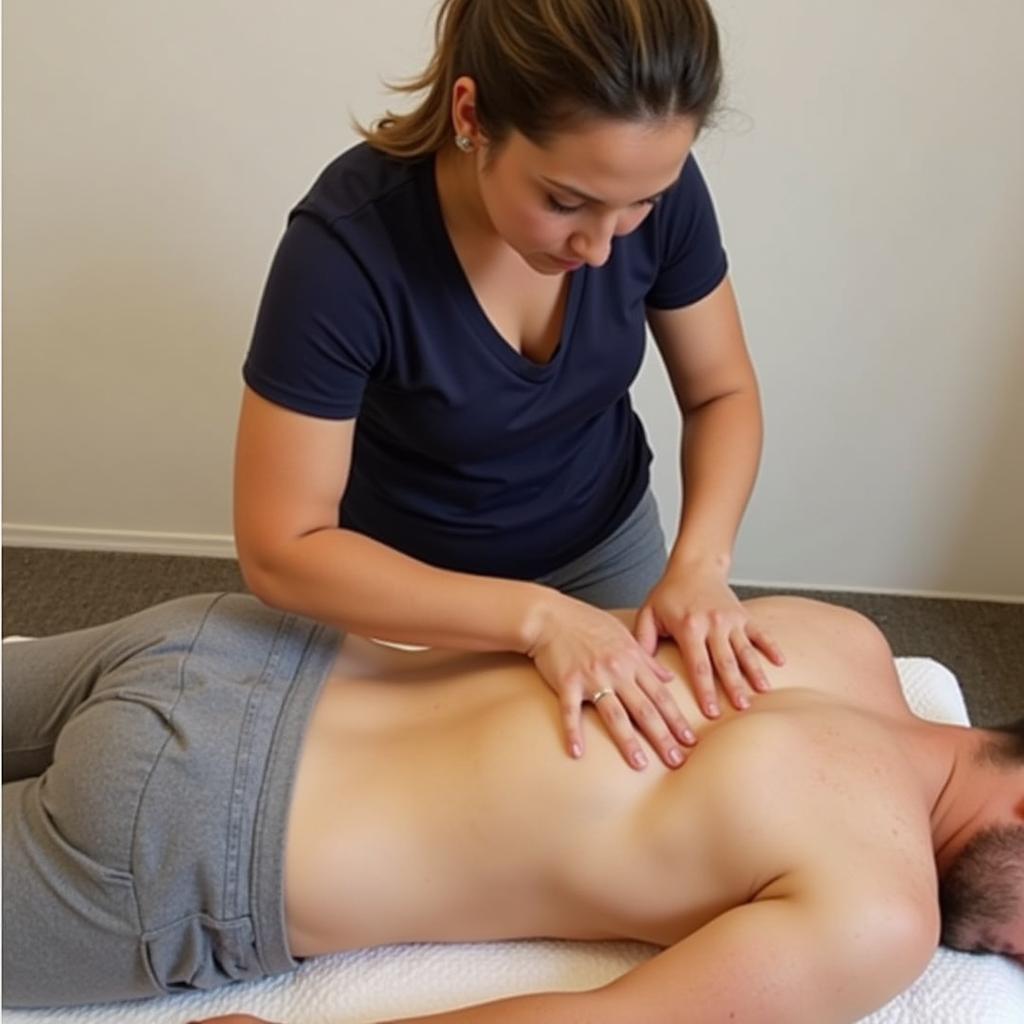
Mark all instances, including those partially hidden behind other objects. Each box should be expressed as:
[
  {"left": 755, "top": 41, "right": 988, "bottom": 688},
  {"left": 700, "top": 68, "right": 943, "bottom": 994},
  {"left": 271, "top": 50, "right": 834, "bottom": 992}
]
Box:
[
  {"left": 632, "top": 196, "right": 661, "bottom": 211},
  {"left": 546, "top": 195, "right": 661, "bottom": 215},
  {"left": 546, "top": 195, "right": 584, "bottom": 215}
]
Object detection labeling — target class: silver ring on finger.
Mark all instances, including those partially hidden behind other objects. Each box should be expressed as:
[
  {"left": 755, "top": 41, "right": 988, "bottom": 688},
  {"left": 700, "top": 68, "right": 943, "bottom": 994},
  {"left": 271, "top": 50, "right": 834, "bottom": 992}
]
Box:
[{"left": 590, "top": 687, "right": 615, "bottom": 706}]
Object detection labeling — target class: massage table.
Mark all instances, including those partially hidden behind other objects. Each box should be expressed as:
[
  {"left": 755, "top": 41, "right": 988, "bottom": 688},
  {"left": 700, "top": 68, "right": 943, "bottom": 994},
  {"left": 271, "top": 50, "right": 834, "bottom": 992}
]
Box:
[{"left": 4, "top": 653, "right": 1023, "bottom": 1023}]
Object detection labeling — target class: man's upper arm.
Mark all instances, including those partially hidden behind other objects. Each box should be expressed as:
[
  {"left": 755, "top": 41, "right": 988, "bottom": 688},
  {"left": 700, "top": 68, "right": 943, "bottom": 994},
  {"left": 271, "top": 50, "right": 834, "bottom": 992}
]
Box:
[
  {"left": 596, "top": 745, "right": 942, "bottom": 1024},
  {"left": 596, "top": 876, "right": 937, "bottom": 1024}
]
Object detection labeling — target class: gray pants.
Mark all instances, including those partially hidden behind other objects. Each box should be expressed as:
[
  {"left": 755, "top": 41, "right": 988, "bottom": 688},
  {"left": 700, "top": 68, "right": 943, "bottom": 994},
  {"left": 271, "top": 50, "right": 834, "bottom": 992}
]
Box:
[
  {"left": 1, "top": 495, "right": 664, "bottom": 1008},
  {"left": 537, "top": 489, "right": 668, "bottom": 607},
  {"left": 2, "top": 593, "right": 339, "bottom": 1008}
]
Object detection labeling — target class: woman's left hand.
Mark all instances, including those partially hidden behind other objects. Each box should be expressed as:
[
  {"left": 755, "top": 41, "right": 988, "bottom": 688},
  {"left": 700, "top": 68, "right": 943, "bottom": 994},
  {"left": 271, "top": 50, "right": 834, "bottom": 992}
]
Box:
[{"left": 635, "top": 562, "right": 785, "bottom": 719}]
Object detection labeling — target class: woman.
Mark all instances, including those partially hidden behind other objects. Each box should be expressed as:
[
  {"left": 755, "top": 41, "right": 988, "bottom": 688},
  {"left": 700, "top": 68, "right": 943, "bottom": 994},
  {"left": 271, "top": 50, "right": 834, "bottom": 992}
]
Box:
[{"left": 235, "top": 0, "right": 783, "bottom": 771}]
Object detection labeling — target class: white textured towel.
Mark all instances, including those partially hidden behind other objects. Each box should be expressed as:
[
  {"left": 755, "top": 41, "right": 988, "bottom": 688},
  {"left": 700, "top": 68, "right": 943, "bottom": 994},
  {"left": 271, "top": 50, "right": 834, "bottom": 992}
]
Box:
[{"left": 4, "top": 656, "right": 1023, "bottom": 1023}]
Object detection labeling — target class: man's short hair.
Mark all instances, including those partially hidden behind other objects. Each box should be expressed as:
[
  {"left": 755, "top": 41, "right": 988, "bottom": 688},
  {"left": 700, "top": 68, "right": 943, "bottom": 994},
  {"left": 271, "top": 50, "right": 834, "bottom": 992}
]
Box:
[
  {"left": 939, "top": 824, "right": 1024, "bottom": 952},
  {"left": 940, "top": 716, "right": 1024, "bottom": 953},
  {"left": 979, "top": 716, "right": 1024, "bottom": 768}
]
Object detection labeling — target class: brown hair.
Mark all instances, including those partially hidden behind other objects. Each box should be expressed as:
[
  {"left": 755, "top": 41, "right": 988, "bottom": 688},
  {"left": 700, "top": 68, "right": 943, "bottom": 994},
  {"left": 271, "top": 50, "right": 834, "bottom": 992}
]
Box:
[
  {"left": 357, "top": 0, "right": 722, "bottom": 159},
  {"left": 939, "top": 823, "right": 1024, "bottom": 952},
  {"left": 979, "top": 716, "right": 1024, "bottom": 768}
]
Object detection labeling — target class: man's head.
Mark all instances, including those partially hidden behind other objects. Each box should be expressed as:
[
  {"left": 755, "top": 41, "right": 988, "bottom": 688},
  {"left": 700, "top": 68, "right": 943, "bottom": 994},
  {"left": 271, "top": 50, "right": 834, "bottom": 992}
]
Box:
[{"left": 938, "top": 717, "right": 1024, "bottom": 964}]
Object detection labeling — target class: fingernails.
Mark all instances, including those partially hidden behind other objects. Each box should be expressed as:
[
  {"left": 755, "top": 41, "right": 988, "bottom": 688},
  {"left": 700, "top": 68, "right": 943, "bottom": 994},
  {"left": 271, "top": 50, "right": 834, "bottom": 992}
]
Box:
[
  {"left": 707, "top": 701, "right": 720, "bottom": 718},
  {"left": 571, "top": 742, "right": 582, "bottom": 758},
  {"left": 682, "top": 728, "right": 698, "bottom": 745},
  {"left": 632, "top": 750, "right": 648, "bottom": 769},
  {"left": 736, "top": 695, "right": 750, "bottom": 710},
  {"left": 667, "top": 747, "right": 684, "bottom": 766}
]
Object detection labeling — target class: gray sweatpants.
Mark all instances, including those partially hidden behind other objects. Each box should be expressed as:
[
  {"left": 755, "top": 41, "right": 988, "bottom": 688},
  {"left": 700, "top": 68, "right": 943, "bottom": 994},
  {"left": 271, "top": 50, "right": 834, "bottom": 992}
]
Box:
[
  {"left": 2, "top": 495, "right": 664, "bottom": 1008},
  {"left": 2, "top": 593, "right": 339, "bottom": 1008},
  {"left": 537, "top": 489, "right": 668, "bottom": 608}
]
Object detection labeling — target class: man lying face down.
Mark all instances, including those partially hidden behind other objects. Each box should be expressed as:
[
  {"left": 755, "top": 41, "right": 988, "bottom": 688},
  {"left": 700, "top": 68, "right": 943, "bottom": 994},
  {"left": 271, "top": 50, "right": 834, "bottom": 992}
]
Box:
[{"left": 2, "top": 593, "right": 1022, "bottom": 1022}]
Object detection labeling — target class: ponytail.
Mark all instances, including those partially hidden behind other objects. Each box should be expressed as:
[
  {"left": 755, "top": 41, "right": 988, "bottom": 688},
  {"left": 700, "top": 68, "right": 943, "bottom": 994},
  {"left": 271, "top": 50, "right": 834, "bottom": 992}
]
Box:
[{"left": 356, "top": 0, "right": 722, "bottom": 160}]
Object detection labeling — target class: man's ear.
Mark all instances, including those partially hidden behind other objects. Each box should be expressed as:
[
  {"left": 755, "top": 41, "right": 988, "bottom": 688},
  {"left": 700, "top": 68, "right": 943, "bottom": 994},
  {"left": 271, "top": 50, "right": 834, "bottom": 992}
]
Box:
[{"left": 1014, "top": 793, "right": 1024, "bottom": 821}]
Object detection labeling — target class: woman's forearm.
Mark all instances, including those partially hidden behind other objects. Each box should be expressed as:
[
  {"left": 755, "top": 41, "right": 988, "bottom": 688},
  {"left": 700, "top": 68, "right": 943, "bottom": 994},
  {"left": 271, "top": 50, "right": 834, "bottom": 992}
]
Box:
[
  {"left": 240, "top": 526, "right": 557, "bottom": 653},
  {"left": 670, "top": 386, "right": 763, "bottom": 572}
]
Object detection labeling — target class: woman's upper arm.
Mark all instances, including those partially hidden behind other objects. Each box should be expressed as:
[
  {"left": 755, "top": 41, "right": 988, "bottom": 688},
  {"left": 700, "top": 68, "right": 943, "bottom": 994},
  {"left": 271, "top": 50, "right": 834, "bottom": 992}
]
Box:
[
  {"left": 236, "top": 212, "right": 385, "bottom": 573},
  {"left": 233, "top": 386, "right": 354, "bottom": 576},
  {"left": 646, "top": 275, "right": 758, "bottom": 411}
]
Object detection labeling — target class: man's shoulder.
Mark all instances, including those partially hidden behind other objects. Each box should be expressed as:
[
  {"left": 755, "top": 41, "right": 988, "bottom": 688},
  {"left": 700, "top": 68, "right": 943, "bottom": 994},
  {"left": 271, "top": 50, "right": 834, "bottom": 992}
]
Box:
[
  {"left": 691, "top": 703, "right": 938, "bottom": 884},
  {"left": 736, "top": 711, "right": 942, "bottom": 958}
]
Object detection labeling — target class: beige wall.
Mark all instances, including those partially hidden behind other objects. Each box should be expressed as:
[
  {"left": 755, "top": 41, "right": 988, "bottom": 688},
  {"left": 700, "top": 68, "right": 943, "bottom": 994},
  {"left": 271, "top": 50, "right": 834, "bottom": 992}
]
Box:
[{"left": 4, "top": 1, "right": 1023, "bottom": 597}]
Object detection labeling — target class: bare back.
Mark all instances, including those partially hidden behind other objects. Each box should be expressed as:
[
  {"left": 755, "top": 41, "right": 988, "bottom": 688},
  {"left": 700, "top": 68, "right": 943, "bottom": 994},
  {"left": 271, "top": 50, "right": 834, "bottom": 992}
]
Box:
[{"left": 284, "top": 597, "right": 939, "bottom": 957}]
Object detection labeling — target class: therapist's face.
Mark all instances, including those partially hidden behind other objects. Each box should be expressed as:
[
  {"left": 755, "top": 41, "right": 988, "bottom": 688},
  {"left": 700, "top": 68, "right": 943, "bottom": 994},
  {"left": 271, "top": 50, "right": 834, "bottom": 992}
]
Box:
[{"left": 449, "top": 81, "right": 696, "bottom": 274}]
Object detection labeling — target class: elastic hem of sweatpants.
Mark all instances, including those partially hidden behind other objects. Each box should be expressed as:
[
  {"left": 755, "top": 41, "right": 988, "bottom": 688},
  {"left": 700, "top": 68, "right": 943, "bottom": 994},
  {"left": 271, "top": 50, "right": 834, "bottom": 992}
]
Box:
[{"left": 249, "top": 619, "right": 341, "bottom": 976}]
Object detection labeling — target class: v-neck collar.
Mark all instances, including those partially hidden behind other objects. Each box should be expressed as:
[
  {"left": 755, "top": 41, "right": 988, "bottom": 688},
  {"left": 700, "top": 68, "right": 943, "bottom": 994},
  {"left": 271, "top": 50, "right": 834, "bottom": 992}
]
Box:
[{"left": 418, "top": 154, "right": 585, "bottom": 382}]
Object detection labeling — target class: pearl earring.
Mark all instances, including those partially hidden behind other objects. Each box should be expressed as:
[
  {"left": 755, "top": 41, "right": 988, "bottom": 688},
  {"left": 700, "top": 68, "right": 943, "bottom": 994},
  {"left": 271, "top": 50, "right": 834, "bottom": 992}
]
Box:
[{"left": 454, "top": 134, "right": 474, "bottom": 153}]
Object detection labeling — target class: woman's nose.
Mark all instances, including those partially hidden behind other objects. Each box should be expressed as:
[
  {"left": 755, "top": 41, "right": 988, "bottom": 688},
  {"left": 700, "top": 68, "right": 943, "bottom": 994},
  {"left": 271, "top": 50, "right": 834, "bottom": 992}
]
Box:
[{"left": 569, "top": 229, "right": 613, "bottom": 267}]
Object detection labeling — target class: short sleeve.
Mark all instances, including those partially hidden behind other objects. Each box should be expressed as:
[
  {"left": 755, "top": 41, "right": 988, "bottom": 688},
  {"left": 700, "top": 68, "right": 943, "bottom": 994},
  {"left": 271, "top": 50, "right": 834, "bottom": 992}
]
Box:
[
  {"left": 644, "top": 154, "right": 729, "bottom": 310},
  {"left": 242, "top": 213, "right": 388, "bottom": 420}
]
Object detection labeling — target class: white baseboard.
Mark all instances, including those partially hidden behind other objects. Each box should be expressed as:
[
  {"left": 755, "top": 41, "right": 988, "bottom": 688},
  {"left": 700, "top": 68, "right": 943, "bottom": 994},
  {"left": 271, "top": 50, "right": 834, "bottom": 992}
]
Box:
[
  {"left": 1, "top": 524, "right": 237, "bottom": 560},
  {"left": 730, "top": 577, "right": 1024, "bottom": 605}
]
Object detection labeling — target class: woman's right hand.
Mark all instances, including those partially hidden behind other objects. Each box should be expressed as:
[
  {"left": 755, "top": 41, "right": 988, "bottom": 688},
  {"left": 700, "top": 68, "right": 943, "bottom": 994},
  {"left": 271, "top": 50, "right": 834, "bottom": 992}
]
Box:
[{"left": 525, "top": 595, "right": 697, "bottom": 771}]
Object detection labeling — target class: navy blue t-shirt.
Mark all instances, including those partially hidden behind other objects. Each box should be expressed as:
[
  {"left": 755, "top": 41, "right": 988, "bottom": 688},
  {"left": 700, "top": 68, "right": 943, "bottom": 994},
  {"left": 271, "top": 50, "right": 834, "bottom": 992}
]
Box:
[{"left": 243, "top": 143, "right": 728, "bottom": 578}]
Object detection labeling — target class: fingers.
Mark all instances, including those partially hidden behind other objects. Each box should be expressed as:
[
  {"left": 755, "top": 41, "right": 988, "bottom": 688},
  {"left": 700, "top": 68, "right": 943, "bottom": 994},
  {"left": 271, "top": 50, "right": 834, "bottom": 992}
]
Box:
[
  {"left": 532, "top": 603, "right": 692, "bottom": 769},
  {"left": 720, "top": 621, "right": 781, "bottom": 698},
  {"left": 635, "top": 608, "right": 675, "bottom": 681},
  {"left": 638, "top": 657, "right": 698, "bottom": 747},
  {"left": 674, "top": 617, "right": 720, "bottom": 718},
  {"left": 634, "top": 605, "right": 659, "bottom": 657},
  {"left": 734, "top": 632, "right": 772, "bottom": 694},
  {"left": 531, "top": 599, "right": 698, "bottom": 769},
  {"left": 672, "top": 615, "right": 781, "bottom": 714},
  {"left": 650, "top": 656, "right": 675, "bottom": 683},
  {"left": 560, "top": 682, "right": 586, "bottom": 760},
  {"left": 584, "top": 664, "right": 694, "bottom": 771},
  {"left": 707, "top": 629, "right": 749, "bottom": 711},
  {"left": 748, "top": 622, "right": 786, "bottom": 666},
  {"left": 617, "top": 676, "right": 697, "bottom": 762},
  {"left": 550, "top": 602, "right": 787, "bottom": 769},
  {"left": 590, "top": 687, "right": 651, "bottom": 771}
]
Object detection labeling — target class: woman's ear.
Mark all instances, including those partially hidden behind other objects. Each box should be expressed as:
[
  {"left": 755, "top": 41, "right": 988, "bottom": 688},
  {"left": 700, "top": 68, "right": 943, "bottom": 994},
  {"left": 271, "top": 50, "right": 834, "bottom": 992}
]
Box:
[{"left": 450, "top": 75, "right": 488, "bottom": 147}]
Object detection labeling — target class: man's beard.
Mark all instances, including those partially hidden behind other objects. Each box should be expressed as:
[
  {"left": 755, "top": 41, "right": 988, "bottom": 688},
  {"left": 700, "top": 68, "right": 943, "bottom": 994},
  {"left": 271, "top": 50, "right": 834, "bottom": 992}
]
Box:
[{"left": 938, "top": 823, "right": 1024, "bottom": 954}]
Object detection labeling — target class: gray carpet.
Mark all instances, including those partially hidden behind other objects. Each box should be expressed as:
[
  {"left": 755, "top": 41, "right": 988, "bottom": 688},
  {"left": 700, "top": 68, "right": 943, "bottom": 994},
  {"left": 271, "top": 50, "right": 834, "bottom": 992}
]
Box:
[{"left": 3, "top": 546, "right": 1022, "bottom": 726}]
